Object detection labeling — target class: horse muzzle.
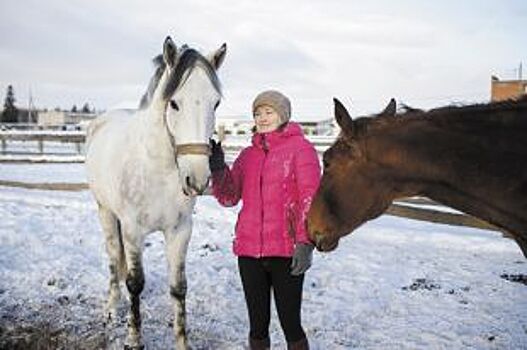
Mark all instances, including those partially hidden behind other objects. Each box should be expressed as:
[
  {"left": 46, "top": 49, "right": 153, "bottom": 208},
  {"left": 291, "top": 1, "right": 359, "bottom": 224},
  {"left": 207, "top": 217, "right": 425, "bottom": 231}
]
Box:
[
  {"left": 183, "top": 175, "right": 210, "bottom": 196},
  {"left": 176, "top": 142, "right": 211, "bottom": 196},
  {"left": 311, "top": 231, "right": 340, "bottom": 252}
]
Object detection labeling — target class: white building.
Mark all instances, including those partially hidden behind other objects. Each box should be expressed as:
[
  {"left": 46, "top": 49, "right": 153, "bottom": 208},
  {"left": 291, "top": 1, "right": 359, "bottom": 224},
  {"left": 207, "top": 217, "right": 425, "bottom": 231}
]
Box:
[
  {"left": 294, "top": 116, "right": 335, "bottom": 136},
  {"left": 38, "top": 111, "right": 98, "bottom": 128},
  {"left": 215, "top": 114, "right": 336, "bottom": 138}
]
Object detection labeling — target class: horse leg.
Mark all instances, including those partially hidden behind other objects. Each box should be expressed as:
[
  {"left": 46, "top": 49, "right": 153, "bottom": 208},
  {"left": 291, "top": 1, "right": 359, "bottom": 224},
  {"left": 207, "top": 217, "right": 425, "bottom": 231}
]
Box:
[
  {"left": 97, "top": 205, "right": 126, "bottom": 321},
  {"left": 164, "top": 218, "right": 192, "bottom": 350},
  {"left": 122, "top": 227, "right": 146, "bottom": 350},
  {"left": 512, "top": 234, "right": 527, "bottom": 258}
]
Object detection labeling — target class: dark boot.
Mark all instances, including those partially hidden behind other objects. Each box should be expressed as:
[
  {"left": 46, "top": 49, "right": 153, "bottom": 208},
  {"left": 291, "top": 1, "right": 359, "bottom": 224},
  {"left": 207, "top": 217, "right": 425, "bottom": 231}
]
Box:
[
  {"left": 249, "top": 336, "right": 270, "bottom": 350},
  {"left": 287, "top": 337, "right": 309, "bottom": 350}
]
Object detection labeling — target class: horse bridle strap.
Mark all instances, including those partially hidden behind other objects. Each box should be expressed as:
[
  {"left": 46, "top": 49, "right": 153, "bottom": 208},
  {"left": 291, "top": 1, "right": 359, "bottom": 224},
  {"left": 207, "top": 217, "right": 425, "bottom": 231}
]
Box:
[{"left": 175, "top": 143, "right": 211, "bottom": 156}]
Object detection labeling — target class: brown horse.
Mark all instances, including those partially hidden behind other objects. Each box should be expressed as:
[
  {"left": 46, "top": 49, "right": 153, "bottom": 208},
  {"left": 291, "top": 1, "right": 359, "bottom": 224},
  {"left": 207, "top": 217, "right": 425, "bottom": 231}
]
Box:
[{"left": 307, "top": 96, "right": 527, "bottom": 257}]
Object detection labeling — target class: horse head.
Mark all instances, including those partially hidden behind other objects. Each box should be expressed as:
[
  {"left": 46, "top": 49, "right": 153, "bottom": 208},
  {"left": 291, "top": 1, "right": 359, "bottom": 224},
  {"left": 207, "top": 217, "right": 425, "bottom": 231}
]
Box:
[
  {"left": 149, "top": 36, "right": 227, "bottom": 196},
  {"left": 307, "top": 98, "right": 399, "bottom": 251}
]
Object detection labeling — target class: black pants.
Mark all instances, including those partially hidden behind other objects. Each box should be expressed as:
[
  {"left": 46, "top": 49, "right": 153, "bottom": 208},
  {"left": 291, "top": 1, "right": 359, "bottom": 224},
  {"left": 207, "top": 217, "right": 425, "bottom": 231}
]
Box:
[{"left": 238, "top": 256, "right": 306, "bottom": 343}]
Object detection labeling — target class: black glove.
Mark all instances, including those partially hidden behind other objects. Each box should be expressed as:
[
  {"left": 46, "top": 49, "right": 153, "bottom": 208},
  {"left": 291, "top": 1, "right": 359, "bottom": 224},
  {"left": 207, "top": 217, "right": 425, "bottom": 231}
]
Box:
[
  {"left": 290, "top": 243, "right": 314, "bottom": 276},
  {"left": 209, "top": 139, "right": 226, "bottom": 173}
]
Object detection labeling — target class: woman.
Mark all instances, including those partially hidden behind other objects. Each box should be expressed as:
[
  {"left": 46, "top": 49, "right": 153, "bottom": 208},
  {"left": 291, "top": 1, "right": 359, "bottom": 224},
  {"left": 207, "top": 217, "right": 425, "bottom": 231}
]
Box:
[{"left": 209, "top": 90, "right": 320, "bottom": 349}]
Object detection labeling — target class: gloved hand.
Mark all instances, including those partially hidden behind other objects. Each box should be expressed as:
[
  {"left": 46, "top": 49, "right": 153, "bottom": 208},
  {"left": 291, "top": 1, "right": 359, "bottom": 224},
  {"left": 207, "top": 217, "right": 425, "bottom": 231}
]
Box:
[
  {"left": 290, "top": 243, "right": 314, "bottom": 276},
  {"left": 209, "top": 139, "right": 226, "bottom": 173}
]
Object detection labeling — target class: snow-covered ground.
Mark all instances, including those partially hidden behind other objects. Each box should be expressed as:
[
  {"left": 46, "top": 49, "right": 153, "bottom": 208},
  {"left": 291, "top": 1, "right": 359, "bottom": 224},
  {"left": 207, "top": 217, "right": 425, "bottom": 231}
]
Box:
[
  {"left": 0, "top": 163, "right": 87, "bottom": 183},
  {"left": 0, "top": 165, "right": 526, "bottom": 349}
]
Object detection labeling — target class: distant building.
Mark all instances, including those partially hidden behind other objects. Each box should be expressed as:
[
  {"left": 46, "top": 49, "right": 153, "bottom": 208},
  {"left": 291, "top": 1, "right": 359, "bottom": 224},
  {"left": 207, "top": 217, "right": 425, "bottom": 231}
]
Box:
[
  {"left": 38, "top": 111, "right": 98, "bottom": 128},
  {"left": 491, "top": 75, "right": 527, "bottom": 102},
  {"left": 295, "top": 117, "right": 334, "bottom": 136},
  {"left": 215, "top": 116, "right": 253, "bottom": 137},
  {"left": 215, "top": 115, "right": 336, "bottom": 138},
  {"left": 38, "top": 111, "right": 66, "bottom": 126}
]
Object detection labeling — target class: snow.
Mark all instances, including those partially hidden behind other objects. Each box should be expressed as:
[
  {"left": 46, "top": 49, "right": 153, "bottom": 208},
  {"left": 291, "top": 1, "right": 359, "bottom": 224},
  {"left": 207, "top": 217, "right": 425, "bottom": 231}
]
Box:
[
  {"left": 1, "top": 165, "right": 526, "bottom": 349},
  {"left": 0, "top": 163, "right": 87, "bottom": 183}
]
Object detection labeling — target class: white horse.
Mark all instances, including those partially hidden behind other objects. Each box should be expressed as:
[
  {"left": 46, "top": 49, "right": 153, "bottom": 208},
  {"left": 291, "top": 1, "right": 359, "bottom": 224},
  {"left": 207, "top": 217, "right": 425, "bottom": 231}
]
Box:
[{"left": 85, "top": 36, "right": 226, "bottom": 349}]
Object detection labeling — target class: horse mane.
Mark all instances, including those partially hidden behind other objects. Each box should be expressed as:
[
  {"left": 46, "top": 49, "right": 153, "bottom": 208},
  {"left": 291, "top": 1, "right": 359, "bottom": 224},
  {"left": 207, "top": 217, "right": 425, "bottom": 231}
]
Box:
[
  {"left": 415, "top": 95, "right": 527, "bottom": 118},
  {"left": 139, "top": 46, "right": 222, "bottom": 109},
  {"left": 354, "top": 96, "right": 527, "bottom": 136}
]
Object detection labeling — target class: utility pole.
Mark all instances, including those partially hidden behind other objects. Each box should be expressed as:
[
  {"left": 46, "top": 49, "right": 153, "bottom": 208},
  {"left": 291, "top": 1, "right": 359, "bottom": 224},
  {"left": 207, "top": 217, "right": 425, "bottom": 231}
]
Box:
[
  {"left": 519, "top": 62, "right": 523, "bottom": 80},
  {"left": 28, "top": 87, "right": 34, "bottom": 124}
]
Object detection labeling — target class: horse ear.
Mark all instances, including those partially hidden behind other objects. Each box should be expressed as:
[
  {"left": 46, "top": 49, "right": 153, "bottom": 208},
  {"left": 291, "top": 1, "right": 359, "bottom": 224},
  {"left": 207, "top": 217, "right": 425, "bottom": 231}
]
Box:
[
  {"left": 382, "top": 98, "right": 397, "bottom": 116},
  {"left": 208, "top": 43, "right": 227, "bottom": 70},
  {"left": 163, "top": 36, "right": 177, "bottom": 67},
  {"left": 334, "top": 98, "right": 354, "bottom": 134}
]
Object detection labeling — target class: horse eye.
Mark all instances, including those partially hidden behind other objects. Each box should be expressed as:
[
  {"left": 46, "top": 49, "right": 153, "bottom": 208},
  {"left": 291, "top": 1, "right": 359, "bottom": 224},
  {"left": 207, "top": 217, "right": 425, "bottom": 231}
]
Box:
[
  {"left": 214, "top": 101, "right": 220, "bottom": 110},
  {"left": 170, "top": 100, "right": 179, "bottom": 111},
  {"left": 323, "top": 160, "right": 329, "bottom": 169}
]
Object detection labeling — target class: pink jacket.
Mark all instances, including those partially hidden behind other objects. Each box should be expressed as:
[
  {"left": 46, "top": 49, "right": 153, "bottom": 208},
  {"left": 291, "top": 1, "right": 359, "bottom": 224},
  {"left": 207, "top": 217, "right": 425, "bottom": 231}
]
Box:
[{"left": 212, "top": 122, "right": 321, "bottom": 257}]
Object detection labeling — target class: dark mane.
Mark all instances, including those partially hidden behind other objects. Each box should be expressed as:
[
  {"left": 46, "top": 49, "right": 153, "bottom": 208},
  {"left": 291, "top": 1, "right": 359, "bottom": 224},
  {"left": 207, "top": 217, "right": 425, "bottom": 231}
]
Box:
[
  {"left": 139, "top": 46, "right": 221, "bottom": 109},
  {"left": 353, "top": 96, "right": 527, "bottom": 137},
  {"left": 418, "top": 96, "right": 527, "bottom": 117}
]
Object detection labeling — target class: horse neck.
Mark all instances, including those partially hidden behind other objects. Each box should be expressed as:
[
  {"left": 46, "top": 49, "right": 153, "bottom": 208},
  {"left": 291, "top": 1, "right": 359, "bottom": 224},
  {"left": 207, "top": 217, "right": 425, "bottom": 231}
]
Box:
[
  {"left": 136, "top": 104, "right": 175, "bottom": 163},
  {"left": 367, "top": 110, "right": 527, "bottom": 233},
  {"left": 366, "top": 117, "right": 456, "bottom": 197}
]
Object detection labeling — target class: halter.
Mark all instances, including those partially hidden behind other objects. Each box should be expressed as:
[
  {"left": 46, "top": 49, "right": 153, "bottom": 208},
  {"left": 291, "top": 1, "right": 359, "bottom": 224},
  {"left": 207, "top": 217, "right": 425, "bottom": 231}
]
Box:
[
  {"left": 163, "top": 111, "right": 212, "bottom": 159},
  {"left": 174, "top": 143, "right": 211, "bottom": 156},
  {"left": 159, "top": 51, "right": 217, "bottom": 159}
]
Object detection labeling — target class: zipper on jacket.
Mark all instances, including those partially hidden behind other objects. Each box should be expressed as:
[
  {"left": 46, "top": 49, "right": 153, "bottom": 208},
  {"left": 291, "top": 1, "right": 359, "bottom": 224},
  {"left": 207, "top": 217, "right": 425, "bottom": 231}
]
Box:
[{"left": 259, "top": 134, "right": 268, "bottom": 257}]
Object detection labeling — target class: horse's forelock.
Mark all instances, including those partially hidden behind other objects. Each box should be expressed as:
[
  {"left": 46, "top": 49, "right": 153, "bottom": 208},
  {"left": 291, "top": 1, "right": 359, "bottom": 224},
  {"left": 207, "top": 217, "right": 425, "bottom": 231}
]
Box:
[
  {"left": 139, "top": 46, "right": 222, "bottom": 109},
  {"left": 161, "top": 48, "right": 222, "bottom": 101}
]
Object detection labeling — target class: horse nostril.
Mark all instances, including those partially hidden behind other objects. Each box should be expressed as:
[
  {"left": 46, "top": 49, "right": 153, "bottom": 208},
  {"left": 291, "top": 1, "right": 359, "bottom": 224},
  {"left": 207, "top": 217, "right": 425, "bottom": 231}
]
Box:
[
  {"left": 186, "top": 176, "right": 191, "bottom": 188},
  {"left": 195, "top": 185, "right": 205, "bottom": 195}
]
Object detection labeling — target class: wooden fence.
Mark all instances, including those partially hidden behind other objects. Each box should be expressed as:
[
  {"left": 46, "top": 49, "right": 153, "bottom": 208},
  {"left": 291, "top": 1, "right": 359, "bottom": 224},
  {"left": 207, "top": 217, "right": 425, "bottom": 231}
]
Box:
[
  {"left": 0, "top": 131, "right": 503, "bottom": 235},
  {"left": 0, "top": 130, "right": 85, "bottom": 155}
]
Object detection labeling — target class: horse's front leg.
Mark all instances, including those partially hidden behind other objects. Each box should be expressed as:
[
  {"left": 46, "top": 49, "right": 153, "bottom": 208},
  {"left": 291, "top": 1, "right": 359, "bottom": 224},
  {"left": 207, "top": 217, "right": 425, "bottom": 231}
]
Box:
[
  {"left": 122, "top": 227, "right": 146, "bottom": 350},
  {"left": 164, "top": 217, "right": 192, "bottom": 350}
]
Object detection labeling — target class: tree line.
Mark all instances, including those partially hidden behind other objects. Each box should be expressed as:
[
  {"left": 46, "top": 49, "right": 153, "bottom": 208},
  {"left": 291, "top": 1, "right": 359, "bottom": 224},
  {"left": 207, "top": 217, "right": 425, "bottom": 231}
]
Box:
[{"left": 1, "top": 85, "right": 96, "bottom": 123}]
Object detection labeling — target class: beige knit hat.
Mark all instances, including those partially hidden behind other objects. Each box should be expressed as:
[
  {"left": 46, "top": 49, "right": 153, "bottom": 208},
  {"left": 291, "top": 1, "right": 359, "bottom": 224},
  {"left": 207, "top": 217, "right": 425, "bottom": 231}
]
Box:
[{"left": 252, "top": 90, "right": 291, "bottom": 124}]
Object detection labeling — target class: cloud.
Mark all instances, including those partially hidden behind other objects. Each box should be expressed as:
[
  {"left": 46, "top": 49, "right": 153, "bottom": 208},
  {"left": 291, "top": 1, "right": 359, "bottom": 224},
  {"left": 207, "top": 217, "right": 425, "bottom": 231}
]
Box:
[{"left": 0, "top": 0, "right": 526, "bottom": 116}]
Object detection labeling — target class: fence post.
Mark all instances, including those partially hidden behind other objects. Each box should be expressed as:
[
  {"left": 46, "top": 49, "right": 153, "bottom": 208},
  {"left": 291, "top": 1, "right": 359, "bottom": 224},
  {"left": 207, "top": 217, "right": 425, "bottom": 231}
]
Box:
[
  {"left": 38, "top": 136, "right": 44, "bottom": 154},
  {"left": 1, "top": 137, "right": 6, "bottom": 154},
  {"left": 218, "top": 124, "right": 225, "bottom": 142}
]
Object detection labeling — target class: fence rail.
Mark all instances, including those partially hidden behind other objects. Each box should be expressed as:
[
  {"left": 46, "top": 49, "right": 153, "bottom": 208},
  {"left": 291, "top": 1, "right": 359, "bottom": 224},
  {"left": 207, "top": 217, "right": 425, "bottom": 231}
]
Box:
[
  {"left": 0, "top": 130, "right": 505, "bottom": 236},
  {"left": 0, "top": 130, "right": 85, "bottom": 155}
]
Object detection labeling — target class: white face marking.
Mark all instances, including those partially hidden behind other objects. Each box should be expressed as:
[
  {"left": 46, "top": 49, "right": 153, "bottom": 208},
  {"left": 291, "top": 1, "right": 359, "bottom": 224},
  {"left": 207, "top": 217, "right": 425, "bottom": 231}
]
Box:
[
  {"left": 164, "top": 66, "right": 220, "bottom": 195},
  {"left": 165, "top": 67, "right": 219, "bottom": 145}
]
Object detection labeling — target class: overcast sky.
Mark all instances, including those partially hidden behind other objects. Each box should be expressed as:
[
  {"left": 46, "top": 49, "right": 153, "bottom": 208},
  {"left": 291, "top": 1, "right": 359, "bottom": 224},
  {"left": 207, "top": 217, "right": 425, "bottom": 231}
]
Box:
[{"left": 1, "top": 0, "right": 526, "bottom": 119}]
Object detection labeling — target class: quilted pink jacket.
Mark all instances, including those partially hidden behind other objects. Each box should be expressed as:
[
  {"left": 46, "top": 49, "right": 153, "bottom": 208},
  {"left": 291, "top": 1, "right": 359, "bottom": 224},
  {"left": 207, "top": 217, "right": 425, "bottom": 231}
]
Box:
[{"left": 211, "top": 122, "right": 321, "bottom": 257}]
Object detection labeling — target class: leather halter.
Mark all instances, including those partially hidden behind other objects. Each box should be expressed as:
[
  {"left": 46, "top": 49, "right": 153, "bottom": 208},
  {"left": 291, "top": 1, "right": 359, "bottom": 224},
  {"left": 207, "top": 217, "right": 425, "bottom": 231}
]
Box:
[
  {"left": 174, "top": 143, "right": 211, "bottom": 156},
  {"left": 163, "top": 110, "right": 211, "bottom": 158}
]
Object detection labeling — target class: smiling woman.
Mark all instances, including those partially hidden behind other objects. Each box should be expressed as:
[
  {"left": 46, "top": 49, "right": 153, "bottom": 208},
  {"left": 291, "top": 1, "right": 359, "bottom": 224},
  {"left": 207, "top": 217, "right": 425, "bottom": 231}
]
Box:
[{"left": 209, "top": 89, "right": 320, "bottom": 350}]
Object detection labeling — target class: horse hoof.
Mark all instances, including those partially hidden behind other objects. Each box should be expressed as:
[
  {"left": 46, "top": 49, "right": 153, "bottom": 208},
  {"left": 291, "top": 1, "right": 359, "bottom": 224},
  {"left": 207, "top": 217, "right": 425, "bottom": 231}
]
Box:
[{"left": 124, "top": 344, "right": 144, "bottom": 350}]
